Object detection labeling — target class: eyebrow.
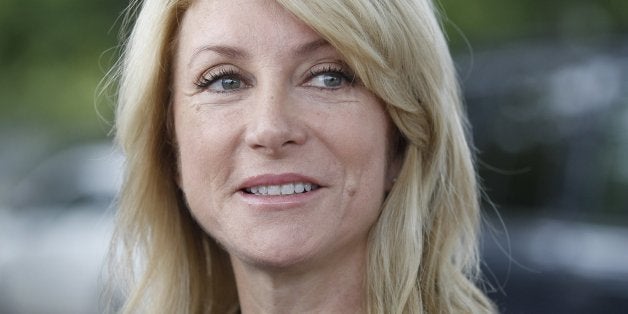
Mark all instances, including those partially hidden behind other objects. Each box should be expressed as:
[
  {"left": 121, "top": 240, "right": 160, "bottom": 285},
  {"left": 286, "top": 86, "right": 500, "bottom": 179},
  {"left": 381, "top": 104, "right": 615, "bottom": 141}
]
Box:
[
  {"left": 292, "top": 39, "right": 331, "bottom": 57},
  {"left": 190, "top": 45, "right": 250, "bottom": 65},
  {"left": 188, "top": 39, "right": 332, "bottom": 68}
]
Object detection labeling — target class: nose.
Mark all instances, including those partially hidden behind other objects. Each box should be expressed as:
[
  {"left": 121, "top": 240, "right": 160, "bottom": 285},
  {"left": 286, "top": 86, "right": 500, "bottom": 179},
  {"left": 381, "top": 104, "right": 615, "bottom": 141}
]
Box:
[{"left": 244, "top": 87, "right": 307, "bottom": 156}]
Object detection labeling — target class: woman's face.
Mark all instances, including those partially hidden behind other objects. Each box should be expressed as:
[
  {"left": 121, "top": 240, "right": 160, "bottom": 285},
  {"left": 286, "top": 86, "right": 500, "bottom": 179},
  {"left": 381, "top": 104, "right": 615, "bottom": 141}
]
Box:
[{"left": 173, "top": 0, "right": 396, "bottom": 268}]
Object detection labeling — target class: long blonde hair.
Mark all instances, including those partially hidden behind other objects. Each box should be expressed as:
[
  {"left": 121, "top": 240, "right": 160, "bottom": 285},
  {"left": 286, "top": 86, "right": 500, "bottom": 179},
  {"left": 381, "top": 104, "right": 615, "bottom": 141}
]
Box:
[{"left": 108, "top": 0, "right": 495, "bottom": 313}]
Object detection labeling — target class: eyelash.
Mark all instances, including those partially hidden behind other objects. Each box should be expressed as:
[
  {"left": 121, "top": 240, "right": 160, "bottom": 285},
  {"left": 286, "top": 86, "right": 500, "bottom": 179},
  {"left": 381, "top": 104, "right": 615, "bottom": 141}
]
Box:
[
  {"left": 194, "top": 68, "right": 244, "bottom": 90},
  {"left": 193, "top": 64, "right": 358, "bottom": 92},
  {"left": 307, "top": 65, "right": 357, "bottom": 88}
]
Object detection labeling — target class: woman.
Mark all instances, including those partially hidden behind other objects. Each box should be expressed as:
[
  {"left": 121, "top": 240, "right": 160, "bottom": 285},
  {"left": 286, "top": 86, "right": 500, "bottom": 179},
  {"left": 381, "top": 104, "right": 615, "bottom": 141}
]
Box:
[{"left": 109, "top": 0, "right": 496, "bottom": 313}]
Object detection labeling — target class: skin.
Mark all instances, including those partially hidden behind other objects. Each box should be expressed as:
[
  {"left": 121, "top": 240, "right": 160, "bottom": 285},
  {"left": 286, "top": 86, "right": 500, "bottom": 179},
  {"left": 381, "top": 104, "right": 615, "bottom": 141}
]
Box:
[{"left": 172, "top": 0, "right": 398, "bottom": 312}]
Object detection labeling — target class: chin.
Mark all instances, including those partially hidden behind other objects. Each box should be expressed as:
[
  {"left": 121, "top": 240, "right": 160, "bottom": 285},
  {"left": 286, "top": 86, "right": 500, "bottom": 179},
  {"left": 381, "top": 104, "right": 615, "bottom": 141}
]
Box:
[
  {"left": 247, "top": 253, "right": 310, "bottom": 271},
  {"left": 229, "top": 240, "right": 323, "bottom": 271}
]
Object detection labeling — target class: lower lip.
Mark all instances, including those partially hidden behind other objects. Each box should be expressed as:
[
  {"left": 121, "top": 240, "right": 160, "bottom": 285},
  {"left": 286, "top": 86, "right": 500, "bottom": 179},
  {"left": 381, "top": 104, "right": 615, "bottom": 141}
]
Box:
[{"left": 238, "top": 188, "right": 321, "bottom": 210}]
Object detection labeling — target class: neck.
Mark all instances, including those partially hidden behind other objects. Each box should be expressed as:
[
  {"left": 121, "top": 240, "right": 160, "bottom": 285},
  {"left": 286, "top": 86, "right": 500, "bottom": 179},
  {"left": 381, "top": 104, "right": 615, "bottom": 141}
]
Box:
[{"left": 231, "top": 243, "right": 368, "bottom": 314}]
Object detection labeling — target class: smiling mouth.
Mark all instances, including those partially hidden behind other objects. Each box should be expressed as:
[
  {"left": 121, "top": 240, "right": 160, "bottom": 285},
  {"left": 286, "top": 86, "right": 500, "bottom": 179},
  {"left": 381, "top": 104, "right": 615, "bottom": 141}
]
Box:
[{"left": 244, "top": 182, "right": 320, "bottom": 196}]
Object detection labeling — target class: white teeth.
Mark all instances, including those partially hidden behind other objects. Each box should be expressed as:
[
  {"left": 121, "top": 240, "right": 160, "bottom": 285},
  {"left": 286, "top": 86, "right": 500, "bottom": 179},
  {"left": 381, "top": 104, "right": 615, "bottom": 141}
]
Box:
[
  {"left": 294, "top": 183, "right": 304, "bottom": 193},
  {"left": 267, "top": 185, "right": 281, "bottom": 196},
  {"left": 281, "top": 183, "right": 295, "bottom": 195},
  {"left": 246, "top": 182, "right": 318, "bottom": 196}
]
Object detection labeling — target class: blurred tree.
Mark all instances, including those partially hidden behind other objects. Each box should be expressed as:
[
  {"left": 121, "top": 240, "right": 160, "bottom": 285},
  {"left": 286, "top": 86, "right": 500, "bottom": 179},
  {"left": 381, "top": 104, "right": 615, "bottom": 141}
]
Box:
[
  {"left": 0, "top": 0, "right": 127, "bottom": 143},
  {"left": 1, "top": 0, "right": 626, "bottom": 144},
  {"left": 440, "top": 0, "right": 628, "bottom": 50}
]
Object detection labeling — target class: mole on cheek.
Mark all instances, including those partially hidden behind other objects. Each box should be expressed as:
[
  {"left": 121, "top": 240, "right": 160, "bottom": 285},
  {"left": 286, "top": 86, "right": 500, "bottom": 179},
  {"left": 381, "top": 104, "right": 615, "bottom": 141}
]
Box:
[{"left": 346, "top": 184, "right": 357, "bottom": 197}]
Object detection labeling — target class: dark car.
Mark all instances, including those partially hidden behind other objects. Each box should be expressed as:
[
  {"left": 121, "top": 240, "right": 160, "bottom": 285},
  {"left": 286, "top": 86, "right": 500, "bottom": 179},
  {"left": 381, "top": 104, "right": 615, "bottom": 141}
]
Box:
[{"left": 460, "top": 37, "right": 628, "bottom": 313}]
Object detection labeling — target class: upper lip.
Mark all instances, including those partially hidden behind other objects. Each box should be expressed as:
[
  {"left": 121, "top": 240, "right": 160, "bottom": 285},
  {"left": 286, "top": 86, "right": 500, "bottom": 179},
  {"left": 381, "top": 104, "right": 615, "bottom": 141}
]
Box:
[{"left": 238, "top": 173, "right": 322, "bottom": 191}]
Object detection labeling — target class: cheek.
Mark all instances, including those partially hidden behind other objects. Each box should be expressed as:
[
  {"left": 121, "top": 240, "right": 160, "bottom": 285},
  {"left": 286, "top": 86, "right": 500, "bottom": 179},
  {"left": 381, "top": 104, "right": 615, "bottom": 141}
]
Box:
[
  {"left": 176, "top": 108, "right": 208, "bottom": 188},
  {"left": 173, "top": 104, "right": 240, "bottom": 218},
  {"left": 176, "top": 104, "right": 236, "bottom": 168},
  {"left": 321, "top": 98, "right": 391, "bottom": 216},
  {"left": 331, "top": 104, "right": 390, "bottom": 181}
]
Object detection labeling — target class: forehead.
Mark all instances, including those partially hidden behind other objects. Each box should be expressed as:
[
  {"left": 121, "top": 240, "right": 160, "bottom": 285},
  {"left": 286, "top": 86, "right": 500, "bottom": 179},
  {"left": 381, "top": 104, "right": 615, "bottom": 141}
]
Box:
[{"left": 177, "top": 0, "right": 322, "bottom": 58}]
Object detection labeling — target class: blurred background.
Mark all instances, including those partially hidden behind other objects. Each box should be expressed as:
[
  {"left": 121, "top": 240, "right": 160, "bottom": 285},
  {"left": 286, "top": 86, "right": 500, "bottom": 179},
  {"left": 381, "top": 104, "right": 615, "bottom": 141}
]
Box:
[{"left": 0, "top": 0, "right": 627, "bottom": 313}]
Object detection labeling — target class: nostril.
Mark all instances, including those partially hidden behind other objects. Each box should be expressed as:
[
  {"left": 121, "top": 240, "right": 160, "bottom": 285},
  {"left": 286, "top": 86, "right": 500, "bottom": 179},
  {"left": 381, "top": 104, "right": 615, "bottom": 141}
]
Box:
[
  {"left": 245, "top": 127, "right": 305, "bottom": 153},
  {"left": 243, "top": 102, "right": 307, "bottom": 153}
]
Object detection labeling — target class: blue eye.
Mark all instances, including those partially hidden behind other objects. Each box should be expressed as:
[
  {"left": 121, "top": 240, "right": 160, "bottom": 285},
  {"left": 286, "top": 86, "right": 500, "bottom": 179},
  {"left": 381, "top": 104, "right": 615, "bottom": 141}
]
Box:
[
  {"left": 306, "top": 64, "right": 355, "bottom": 90},
  {"left": 209, "top": 77, "right": 242, "bottom": 91},
  {"left": 196, "top": 68, "right": 247, "bottom": 93},
  {"left": 312, "top": 73, "right": 344, "bottom": 88}
]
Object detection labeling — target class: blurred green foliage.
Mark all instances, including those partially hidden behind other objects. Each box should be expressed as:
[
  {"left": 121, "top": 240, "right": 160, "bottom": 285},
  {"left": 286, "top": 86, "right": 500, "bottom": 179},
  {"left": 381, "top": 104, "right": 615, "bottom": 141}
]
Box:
[
  {"left": 0, "top": 0, "right": 126, "bottom": 142},
  {"left": 0, "top": 0, "right": 626, "bottom": 143},
  {"left": 441, "top": 0, "right": 628, "bottom": 48}
]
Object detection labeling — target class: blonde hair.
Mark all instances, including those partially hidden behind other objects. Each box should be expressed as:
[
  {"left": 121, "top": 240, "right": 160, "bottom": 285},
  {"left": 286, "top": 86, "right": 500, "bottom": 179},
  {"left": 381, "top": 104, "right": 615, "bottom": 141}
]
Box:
[{"left": 108, "top": 0, "right": 496, "bottom": 313}]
